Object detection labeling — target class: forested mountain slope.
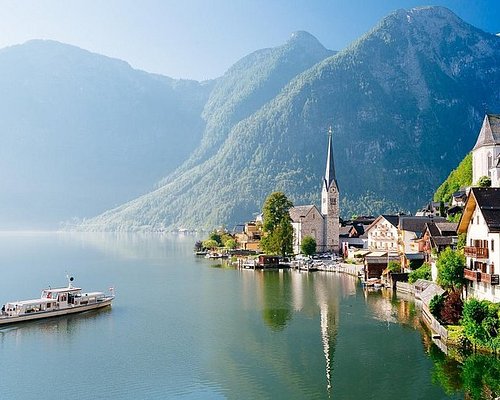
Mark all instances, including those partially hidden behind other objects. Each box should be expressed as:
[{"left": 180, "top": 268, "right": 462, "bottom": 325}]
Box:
[{"left": 80, "top": 7, "right": 500, "bottom": 231}]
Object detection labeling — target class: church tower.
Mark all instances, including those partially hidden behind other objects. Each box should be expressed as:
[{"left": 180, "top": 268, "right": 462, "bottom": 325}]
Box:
[{"left": 321, "top": 127, "right": 340, "bottom": 252}]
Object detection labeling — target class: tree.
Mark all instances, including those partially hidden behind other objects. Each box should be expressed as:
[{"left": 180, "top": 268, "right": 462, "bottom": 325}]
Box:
[
  {"left": 476, "top": 176, "right": 491, "bottom": 188},
  {"left": 436, "top": 247, "right": 466, "bottom": 291},
  {"left": 440, "top": 291, "right": 463, "bottom": 325},
  {"left": 261, "top": 192, "right": 294, "bottom": 256},
  {"left": 224, "top": 238, "right": 237, "bottom": 250},
  {"left": 202, "top": 239, "right": 219, "bottom": 250},
  {"left": 301, "top": 236, "right": 316, "bottom": 256}
]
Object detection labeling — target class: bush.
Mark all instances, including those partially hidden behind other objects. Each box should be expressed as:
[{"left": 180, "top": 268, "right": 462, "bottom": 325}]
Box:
[
  {"left": 461, "top": 299, "right": 500, "bottom": 350},
  {"left": 408, "top": 262, "right": 431, "bottom": 283},
  {"left": 387, "top": 261, "right": 401, "bottom": 273},
  {"left": 300, "top": 236, "right": 316, "bottom": 256},
  {"left": 430, "top": 294, "right": 445, "bottom": 320}
]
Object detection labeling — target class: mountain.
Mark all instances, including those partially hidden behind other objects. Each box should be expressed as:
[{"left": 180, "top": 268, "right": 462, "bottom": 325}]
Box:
[
  {"left": 0, "top": 40, "right": 212, "bottom": 228},
  {"left": 79, "top": 6, "right": 500, "bottom": 232},
  {"left": 162, "top": 30, "right": 334, "bottom": 180}
]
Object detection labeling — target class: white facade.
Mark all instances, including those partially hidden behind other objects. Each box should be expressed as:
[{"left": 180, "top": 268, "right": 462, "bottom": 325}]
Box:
[
  {"left": 366, "top": 216, "right": 398, "bottom": 252},
  {"left": 473, "top": 146, "right": 500, "bottom": 187},
  {"left": 459, "top": 187, "right": 500, "bottom": 303},
  {"left": 472, "top": 114, "right": 500, "bottom": 187},
  {"left": 463, "top": 205, "right": 500, "bottom": 302}
]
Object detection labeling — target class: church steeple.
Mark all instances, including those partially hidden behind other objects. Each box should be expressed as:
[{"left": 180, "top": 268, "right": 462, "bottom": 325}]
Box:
[
  {"left": 321, "top": 126, "right": 340, "bottom": 252},
  {"left": 323, "top": 126, "right": 338, "bottom": 192}
]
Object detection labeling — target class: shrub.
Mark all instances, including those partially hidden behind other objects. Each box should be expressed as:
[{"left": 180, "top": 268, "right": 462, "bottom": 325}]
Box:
[
  {"left": 300, "top": 236, "right": 316, "bottom": 256},
  {"left": 430, "top": 294, "right": 445, "bottom": 320},
  {"left": 408, "top": 262, "right": 431, "bottom": 283},
  {"left": 387, "top": 261, "right": 401, "bottom": 273}
]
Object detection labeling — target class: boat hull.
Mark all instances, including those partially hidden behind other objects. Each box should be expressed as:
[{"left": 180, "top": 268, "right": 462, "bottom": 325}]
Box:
[{"left": 0, "top": 297, "right": 113, "bottom": 326}]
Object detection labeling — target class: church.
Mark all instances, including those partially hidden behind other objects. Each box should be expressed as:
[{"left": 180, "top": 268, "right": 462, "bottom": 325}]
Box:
[{"left": 290, "top": 127, "right": 340, "bottom": 254}]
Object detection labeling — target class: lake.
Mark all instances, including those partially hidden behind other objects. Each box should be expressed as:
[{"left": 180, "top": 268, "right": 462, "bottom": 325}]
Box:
[{"left": 0, "top": 232, "right": 495, "bottom": 399}]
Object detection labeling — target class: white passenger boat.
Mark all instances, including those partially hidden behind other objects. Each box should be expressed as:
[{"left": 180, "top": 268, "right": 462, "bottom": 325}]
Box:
[{"left": 0, "top": 276, "right": 114, "bottom": 326}]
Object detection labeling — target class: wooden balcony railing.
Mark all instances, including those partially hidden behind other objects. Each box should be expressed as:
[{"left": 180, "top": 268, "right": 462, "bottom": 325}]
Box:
[
  {"left": 464, "top": 269, "right": 500, "bottom": 285},
  {"left": 480, "top": 272, "right": 500, "bottom": 285},
  {"left": 464, "top": 268, "right": 480, "bottom": 282},
  {"left": 464, "top": 246, "right": 489, "bottom": 259}
]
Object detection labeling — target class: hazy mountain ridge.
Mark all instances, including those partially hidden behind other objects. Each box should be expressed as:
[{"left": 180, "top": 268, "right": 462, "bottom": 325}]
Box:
[
  {"left": 0, "top": 40, "right": 213, "bottom": 228},
  {"left": 77, "top": 6, "right": 500, "bottom": 231}
]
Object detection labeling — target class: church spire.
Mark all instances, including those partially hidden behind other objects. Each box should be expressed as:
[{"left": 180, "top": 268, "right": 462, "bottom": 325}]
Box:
[{"left": 323, "top": 126, "right": 337, "bottom": 191}]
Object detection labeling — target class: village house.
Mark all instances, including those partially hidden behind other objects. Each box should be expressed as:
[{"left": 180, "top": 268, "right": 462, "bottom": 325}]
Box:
[
  {"left": 398, "top": 216, "right": 446, "bottom": 271},
  {"left": 290, "top": 127, "right": 340, "bottom": 254},
  {"left": 339, "top": 216, "right": 373, "bottom": 255},
  {"left": 234, "top": 220, "right": 262, "bottom": 251},
  {"left": 365, "top": 215, "right": 399, "bottom": 252},
  {"left": 417, "top": 222, "right": 458, "bottom": 260},
  {"left": 459, "top": 187, "right": 500, "bottom": 302}
]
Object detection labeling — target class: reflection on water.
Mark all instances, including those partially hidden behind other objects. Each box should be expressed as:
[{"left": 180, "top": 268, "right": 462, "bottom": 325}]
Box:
[
  {"left": 427, "top": 340, "right": 500, "bottom": 399},
  {"left": 0, "top": 233, "right": 498, "bottom": 399}
]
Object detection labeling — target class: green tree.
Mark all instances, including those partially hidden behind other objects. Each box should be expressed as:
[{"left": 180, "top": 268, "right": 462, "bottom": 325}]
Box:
[
  {"left": 261, "top": 192, "right": 294, "bottom": 256},
  {"left": 476, "top": 175, "right": 492, "bottom": 188},
  {"left": 301, "top": 235, "right": 316, "bottom": 256},
  {"left": 208, "top": 231, "right": 222, "bottom": 246},
  {"left": 202, "top": 239, "right": 219, "bottom": 250},
  {"left": 436, "top": 247, "right": 466, "bottom": 291},
  {"left": 224, "top": 238, "right": 237, "bottom": 250}
]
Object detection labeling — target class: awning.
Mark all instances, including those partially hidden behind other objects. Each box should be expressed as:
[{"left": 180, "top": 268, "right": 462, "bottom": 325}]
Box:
[
  {"left": 366, "top": 251, "right": 387, "bottom": 257},
  {"left": 405, "top": 253, "right": 425, "bottom": 260}
]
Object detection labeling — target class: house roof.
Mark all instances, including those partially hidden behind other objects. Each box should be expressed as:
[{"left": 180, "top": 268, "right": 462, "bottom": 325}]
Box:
[
  {"left": 339, "top": 226, "right": 353, "bottom": 237},
  {"left": 458, "top": 187, "right": 500, "bottom": 233},
  {"left": 420, "top": 283, "right": 445, "bottom": 307},
  {"left": 365, "top": 214, "right": 399, "bottom": 233},
  {"left": 399, "top": 216, "right": 446, "bottom": 235},
  {"left": 289, "top": 205, "right": 320, "bottom": 223},
  {"left": 435, "top": 222, "right": 458, "bottom": 235},
  {"left": 472, "top": 114, "right": 500, "bottom": 150}
]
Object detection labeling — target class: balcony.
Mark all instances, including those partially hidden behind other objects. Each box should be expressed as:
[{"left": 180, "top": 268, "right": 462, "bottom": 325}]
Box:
[
  {"left": 464, "top": 269, "right": 500, "bottom": 285},
  {"left": 480, "top": 272, "right": 500, "bottom": 285},
  {"left": 464, "top": 268, "right": 480, "bottom": 282},
  {"left": 464, "top": 246, "right": 489, "bottom": 259}
]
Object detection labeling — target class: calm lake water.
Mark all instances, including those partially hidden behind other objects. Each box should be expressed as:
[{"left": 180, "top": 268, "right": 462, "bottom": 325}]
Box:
[{"left": 0, "top": 232, "right": 496, "bottom": 399}]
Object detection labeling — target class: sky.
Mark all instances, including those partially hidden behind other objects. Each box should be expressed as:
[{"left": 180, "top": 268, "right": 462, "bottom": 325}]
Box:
[{"left": 0, "top": 0, "right": 499, "bottom": 81}]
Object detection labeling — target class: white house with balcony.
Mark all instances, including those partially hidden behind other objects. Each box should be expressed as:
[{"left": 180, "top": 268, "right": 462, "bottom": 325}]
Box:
[{"left": 458, "top": 187, "right": 500, "bottom": 303}]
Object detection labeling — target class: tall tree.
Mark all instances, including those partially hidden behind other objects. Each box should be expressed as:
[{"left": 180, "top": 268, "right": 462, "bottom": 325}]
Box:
[
  {"left": 436, "top": 247, "right": 466, "bottom": 292},
  {"left": 261, "top": 192, "right": 294, "bottom": 256}
]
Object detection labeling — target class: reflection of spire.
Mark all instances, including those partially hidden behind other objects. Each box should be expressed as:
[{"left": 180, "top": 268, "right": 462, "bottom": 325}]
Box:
[
  {"left": 320, "top": 303, "right": 332, "bottom": 393},
  {"left": 314, "top": 276, "right": 339, "bottom": 397}
]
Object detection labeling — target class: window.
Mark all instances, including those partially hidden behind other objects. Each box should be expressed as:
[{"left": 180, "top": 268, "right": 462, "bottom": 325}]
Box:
[
  {"left": 492, "top": 240, "right": 495, "bottom": 252},
  {"left": 477, "top": 215, "right": 480, "bottom": 224}
]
